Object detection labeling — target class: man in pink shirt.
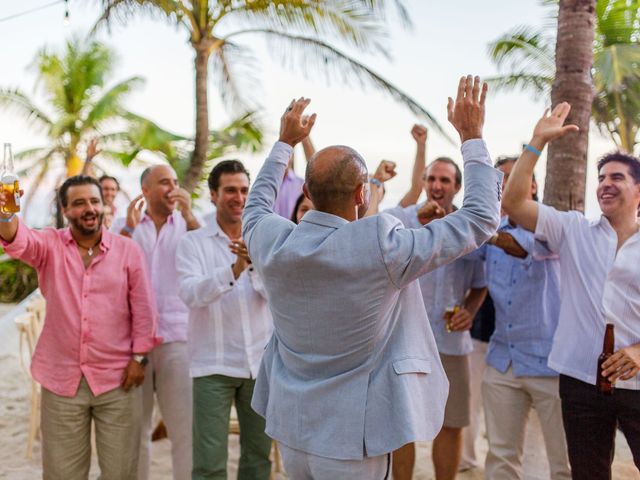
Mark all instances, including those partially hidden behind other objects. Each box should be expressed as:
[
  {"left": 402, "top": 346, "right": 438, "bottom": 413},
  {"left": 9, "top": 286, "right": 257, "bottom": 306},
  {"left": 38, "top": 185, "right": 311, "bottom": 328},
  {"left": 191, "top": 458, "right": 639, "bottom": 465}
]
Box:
[
  {"left": 0, "top": 175, "right": 159, "bottom": 479},
  {"left": 117, "top": 164, "right": 200, "bottom": 480}
]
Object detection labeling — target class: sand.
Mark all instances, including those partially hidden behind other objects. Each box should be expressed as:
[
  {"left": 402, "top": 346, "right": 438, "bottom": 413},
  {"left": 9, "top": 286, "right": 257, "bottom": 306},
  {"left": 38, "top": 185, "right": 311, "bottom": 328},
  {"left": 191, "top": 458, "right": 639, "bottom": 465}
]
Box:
[{"left": 1, "top": 302, "right": 638, "bottom": 479}]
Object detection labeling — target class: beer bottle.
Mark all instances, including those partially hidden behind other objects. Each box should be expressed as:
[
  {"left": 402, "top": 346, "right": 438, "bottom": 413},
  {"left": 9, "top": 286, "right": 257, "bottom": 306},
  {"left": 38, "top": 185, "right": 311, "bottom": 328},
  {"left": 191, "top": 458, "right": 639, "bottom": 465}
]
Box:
[
  {"left": 1, "top": 143, "right": 20, "bottom": 214},
  {"left": 596, "top": 323, "right": 615, "bottom": 395}
]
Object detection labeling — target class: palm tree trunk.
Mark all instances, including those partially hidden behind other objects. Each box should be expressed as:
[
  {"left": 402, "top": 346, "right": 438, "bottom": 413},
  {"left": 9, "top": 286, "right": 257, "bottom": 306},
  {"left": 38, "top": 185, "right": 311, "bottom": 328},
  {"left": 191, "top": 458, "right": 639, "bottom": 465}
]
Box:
[
  {"left": 544, "top": 0, "right": 596, "bottom": 212},
  {"left": 183, "top": 41, "right": 212, "bottom": 192}
]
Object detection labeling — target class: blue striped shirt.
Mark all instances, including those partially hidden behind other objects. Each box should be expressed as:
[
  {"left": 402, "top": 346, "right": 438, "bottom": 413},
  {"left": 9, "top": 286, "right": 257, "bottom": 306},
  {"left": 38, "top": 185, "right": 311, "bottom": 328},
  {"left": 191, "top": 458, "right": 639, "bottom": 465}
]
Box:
[{"left": 482, "top": 217, "right": 561, "bottom": 377}]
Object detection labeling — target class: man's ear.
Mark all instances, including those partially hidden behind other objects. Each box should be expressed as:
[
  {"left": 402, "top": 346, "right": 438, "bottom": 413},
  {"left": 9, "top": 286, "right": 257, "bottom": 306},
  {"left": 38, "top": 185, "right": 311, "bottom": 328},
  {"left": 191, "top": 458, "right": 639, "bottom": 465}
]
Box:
[
  {"left": 303, "top": 183, "right": 311, "bottom": 201},
  {"left": 210, "top": 188, "right": 218, "bottom": 205},
  {"left": 355, "top": 182, "right": 367, "bottom": 206},
  {"left": 454, "top": 183, "right": 462, "bottom": 195}
]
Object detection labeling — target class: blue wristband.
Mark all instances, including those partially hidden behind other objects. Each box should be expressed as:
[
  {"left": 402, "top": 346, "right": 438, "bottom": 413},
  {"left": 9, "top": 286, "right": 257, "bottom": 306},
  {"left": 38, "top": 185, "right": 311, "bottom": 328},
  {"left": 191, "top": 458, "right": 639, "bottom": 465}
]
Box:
[
  {"left": 122, "top": 225, "right": 135, "bottom": 235},
  {"left": 0, "top": 213, "right": 16, "bottom": 223},
  {"left": 370, "top": 178, "right": 383, "bottom": 187},
  {"left": 524, "top": 144, "right": 542, "bottom": 156}
]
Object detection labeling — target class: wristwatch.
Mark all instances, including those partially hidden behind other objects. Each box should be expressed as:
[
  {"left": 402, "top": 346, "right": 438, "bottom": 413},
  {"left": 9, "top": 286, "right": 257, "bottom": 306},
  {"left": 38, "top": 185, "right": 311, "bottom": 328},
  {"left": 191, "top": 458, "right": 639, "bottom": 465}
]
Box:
[{"left": 133, "top": 354, "right": 148, "bottom": 367}]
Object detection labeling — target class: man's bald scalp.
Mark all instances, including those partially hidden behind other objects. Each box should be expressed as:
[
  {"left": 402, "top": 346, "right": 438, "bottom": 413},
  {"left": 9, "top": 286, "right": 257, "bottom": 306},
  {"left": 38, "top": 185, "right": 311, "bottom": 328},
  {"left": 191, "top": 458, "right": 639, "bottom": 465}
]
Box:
[{"left": 305, "top": 146, "right": 368, "bottom": 212}]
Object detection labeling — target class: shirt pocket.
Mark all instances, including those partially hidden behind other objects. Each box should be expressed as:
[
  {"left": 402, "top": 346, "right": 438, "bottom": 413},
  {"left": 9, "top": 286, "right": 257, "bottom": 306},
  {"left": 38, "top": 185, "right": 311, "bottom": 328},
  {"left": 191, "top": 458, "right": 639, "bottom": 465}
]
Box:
[{"left": 393, "top": 358, "right": 431, "bottom": 375}]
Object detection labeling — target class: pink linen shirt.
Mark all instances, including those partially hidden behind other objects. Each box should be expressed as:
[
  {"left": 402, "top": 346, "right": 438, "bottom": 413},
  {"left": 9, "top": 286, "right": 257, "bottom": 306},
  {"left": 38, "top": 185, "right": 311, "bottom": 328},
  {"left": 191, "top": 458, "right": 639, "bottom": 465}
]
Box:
[
  {"left": 131, "top": 211, "right": 190, "bottom": 343},
  {"left": 2, "top": 219, "right": 160, "bottom": 397},
  {"left": 273, "top": 169, "right": 304, "bottom": 219}
]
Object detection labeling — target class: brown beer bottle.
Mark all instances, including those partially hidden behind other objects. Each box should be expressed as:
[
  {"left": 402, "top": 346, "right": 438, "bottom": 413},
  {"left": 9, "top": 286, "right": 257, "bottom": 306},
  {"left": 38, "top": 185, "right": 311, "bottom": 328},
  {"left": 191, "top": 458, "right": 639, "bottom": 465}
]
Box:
[{"left": 596, "top": 323, "right": 615, "bottom": 395}]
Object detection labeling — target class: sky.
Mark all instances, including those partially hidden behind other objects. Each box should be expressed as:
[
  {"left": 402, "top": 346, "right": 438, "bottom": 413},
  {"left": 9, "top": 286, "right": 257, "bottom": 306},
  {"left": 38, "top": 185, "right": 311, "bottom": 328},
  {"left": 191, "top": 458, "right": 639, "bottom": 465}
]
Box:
[{"left": 0, "top": 0, "right": 615, "bottom": 225}]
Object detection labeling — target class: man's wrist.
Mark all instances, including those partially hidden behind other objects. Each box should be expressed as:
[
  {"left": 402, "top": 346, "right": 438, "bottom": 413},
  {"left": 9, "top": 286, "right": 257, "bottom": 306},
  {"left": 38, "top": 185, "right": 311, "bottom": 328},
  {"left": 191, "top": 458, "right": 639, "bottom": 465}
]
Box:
[
  {"left": 278, "top": 137, "right": 296, "bottom": 147},
  {"left": 459, "top": 131, "right": 483, "bottom": 143},
  {"left": 122, "top": 224, "right": 135, "bottom": 235},
  {"left": 528, "top": 136, "right": 547, "bottom": 152}
]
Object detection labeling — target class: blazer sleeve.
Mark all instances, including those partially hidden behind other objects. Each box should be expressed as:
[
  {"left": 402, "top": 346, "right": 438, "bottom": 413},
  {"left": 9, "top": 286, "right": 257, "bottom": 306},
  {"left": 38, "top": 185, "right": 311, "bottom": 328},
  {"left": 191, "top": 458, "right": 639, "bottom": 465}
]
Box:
[
  {"left": 379, "top": 139, "right": 502, "bottom": 289},
  {"left": 242, "top": 141, "right": 296, "bottom": 267}
]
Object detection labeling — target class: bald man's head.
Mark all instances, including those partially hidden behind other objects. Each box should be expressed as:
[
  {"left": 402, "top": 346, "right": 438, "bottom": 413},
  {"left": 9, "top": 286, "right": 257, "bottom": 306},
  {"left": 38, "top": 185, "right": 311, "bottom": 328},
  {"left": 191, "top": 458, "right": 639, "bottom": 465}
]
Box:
[
  {"left": 304, "top": 146, "right": 369, "bottom": 218},
  {"left": 140, "top": 164, "right": 179, "bottom": 216}
]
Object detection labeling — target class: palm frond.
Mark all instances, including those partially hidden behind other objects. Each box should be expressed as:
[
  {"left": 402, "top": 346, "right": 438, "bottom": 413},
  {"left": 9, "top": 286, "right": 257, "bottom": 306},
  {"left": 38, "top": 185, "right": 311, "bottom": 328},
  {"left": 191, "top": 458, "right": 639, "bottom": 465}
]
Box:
[
  {"left": 597, "top": 0, "right": 640, "bottom": 46},
  {"left": 487, "top": 25, "right": 555, "bottom": 74},
  {"left": 93, "top": 0, "right": 193, "bottom": 34},
  {"left": 594, "top": 43, "right": 640, "bottom": 92},
  {"left": 210, "top": 40, "right": 260, "bottom": 113},
  {"left": 0, "top": 88, "right": 53, "bottom": 130},
  {"left": 226, "top": 28, "right": 455, "bottom": 144},
  {"left": 219, "top": 1, "right": 389, "bottom": 57},
  {"left": 485, "top": 74, "right": 553, "bottom": 98},
  {"left": 84, "top": 76, "right": 145, "bottom": 128}
]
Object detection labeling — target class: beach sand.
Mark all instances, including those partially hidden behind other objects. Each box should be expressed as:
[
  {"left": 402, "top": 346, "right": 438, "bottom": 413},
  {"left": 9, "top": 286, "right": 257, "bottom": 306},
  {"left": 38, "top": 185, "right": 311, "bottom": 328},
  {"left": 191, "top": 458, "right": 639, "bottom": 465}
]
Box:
[{"left": 1, "top": 303, "right": 638, "bottom": 479}]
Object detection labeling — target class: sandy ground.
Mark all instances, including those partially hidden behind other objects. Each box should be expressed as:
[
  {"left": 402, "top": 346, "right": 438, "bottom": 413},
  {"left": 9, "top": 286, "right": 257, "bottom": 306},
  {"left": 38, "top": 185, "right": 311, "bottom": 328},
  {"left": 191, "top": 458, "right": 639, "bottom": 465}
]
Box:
[{"left": 1, "top": 302, "right": 639, "bottom": 479}]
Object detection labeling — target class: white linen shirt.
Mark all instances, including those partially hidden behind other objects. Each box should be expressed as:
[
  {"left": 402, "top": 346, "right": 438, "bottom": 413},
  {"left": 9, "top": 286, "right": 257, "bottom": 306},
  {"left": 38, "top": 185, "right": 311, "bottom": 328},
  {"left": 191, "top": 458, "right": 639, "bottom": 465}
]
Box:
[
  {"left": 131, "top": 211, "right": 190, "bottom": 343},
  {"left": 176, "top": 220, "right": 273, "bottom": 379},
  {"left": 536, "top": 204, "right": 640, "bottom": 390}
]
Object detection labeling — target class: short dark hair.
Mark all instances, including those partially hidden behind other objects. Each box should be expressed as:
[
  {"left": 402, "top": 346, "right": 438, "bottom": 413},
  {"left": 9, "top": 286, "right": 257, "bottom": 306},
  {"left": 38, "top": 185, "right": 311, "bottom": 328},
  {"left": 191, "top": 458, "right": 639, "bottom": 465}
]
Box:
[
  {"left": 98, "top": 175, "right": 120, "bottom": 190},
  {"left": 59, "top": 175, "right": 103, "bottom": 207},
  {"left": 207, "top": 160, "right": 250, "bottom": 192},
  {"left": 494, "top": 155, "right": 538, "bottom": 201},
  {"left": 597, "top": 152, "right": 640, "bottom": 184},
  {"left": 427, "top": 157, "right": 462, "bottom": 186}
]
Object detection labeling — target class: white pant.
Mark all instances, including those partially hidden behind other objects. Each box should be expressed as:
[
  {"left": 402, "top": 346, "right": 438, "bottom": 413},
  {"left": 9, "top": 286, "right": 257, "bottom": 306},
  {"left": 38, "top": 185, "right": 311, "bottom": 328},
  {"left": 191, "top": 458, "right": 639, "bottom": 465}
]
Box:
[
  {"left": 138, "top": 342, "right": 193, "bottom": 480},
  {"left": 460, "top": 339, "right": 487, "bottom": 470},
  {"left": 279, "top": 444, "right": 390, "bottom": 480},
  {"left": 482, "top": 366, "right": 570, "bottom": 480}
]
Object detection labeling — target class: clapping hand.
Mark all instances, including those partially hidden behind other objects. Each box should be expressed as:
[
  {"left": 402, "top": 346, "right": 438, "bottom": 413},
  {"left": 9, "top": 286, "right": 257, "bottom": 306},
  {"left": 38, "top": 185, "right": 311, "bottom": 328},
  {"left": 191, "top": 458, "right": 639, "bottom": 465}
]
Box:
[
  {"left": 532, "top": 103, "right": 580, "bottom": 145},
  {"left": 126, "top": 194, "right": 145, "bottom": 230},
  {"left": 230, "top": 239, "right": 251, "bottom": 279},
  {"left": 417, "top": 200, "right": 445, "bottom": 225},
  {"left": 447, "top": 75, "right": 487, "bottom": 143},
  {"left": 279, "top": 98, "right": 317, "bottom": 147}
]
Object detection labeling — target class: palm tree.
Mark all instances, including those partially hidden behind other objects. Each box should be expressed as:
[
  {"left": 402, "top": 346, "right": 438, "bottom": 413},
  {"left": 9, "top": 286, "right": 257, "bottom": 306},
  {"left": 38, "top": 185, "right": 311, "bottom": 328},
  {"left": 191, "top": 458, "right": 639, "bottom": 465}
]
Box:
[
  {"left": 487, "top": 0, "right": 640, "bottom": 154},
  {"left": 94, "top": 0, "right": 453, "bottom": 192},
  {"left": 0, "top": 36, "right": 263, "bottom": 216},
  {"left": 545, "top": 0, "right": 595, "bottom": 212}
]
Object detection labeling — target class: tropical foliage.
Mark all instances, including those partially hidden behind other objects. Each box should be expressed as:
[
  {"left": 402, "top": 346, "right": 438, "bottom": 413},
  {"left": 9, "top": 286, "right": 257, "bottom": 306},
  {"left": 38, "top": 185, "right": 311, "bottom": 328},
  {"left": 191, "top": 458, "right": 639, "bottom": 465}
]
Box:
[
  {"left": 0, "top": 36, "right": 263, "bottom": 215},
  {"left": 486, "top": 0, "right": 640, "bottom": 153},
  {"left": 94, "top": 0, "right": 453, "bottom": 192}
]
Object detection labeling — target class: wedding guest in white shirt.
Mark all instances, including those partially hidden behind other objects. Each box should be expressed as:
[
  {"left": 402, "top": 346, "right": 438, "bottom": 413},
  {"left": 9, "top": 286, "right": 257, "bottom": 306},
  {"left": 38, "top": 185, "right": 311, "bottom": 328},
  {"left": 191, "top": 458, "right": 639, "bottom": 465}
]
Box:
[
  {"left": 176, "top": 160, "right": 273, "bottom": 480},
  {"left": 502, "top": 103, "right": 640, "bottom": 479}
]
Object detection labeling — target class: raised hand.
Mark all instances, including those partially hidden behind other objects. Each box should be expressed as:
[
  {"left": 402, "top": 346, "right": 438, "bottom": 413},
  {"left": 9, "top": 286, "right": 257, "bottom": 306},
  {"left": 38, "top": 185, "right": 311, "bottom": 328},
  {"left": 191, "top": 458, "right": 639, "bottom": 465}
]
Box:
[
  {"left": 411, "top": 124, "right": 427, "bottom": 145},
  {"left": 279, "top": 98, "right": 317, "bottom": 147},
  {"left": 491, "top": 231, "right": 528, "bottom": 259},
  {"left": 230, "top": 238, "right": 251, "bottom": 279},
  {"left": 417, "top": 200, "right": 445, "bottom": 225},
  {"left": 126, "top": 194, "right": 145, "bottom": 230},
  {"left": 447, "top": 75, "right": 487, "bottom": 143},
  {"left": 532, "top": 103, "right": 580, "bottom": 145},
  {"left": 373, "top": 160, "right": 397, "bottom": 183}
]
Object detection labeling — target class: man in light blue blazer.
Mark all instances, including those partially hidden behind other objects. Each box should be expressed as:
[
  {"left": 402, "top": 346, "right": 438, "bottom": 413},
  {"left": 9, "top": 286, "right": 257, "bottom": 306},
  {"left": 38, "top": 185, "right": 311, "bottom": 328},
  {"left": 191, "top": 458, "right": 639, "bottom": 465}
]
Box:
[{"left": 242, "top": 76, "right": 502, "bottom": 479}]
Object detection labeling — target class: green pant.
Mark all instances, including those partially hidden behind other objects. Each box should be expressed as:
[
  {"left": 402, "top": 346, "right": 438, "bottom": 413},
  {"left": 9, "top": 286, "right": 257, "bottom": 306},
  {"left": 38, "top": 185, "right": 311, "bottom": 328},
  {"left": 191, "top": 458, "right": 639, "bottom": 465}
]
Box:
[{"left": 192, "top": 375, "right": 272, "bottom": 480}]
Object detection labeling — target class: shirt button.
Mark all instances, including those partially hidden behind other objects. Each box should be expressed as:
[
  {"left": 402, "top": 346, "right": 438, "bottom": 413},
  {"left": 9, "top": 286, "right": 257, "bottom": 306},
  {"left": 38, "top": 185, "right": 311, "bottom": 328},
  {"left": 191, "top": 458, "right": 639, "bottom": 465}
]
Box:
[
  {"left": 510, "top": 344, "right": 515, "bottom": 348},
  {"left": 508, "top": 324, "right": 512, "bottom": 329},
  {"left": 229, "top": 282, "right": 234, "bottom": 286},
  {"left": 249, "top": 267, "right": 254, "bottom": 272},
  {"left": 512, "top": 280, "right": 516, "bottom": 285},
  {"left": 507, "top": 300, "right": 512, "bottom": 306}
]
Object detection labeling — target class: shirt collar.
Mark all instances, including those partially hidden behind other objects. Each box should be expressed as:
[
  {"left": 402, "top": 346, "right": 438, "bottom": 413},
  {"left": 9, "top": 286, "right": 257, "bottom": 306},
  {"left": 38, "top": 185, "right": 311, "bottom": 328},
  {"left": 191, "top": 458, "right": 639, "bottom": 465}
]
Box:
[
  {"left": 140, "top": 210, "right": 176, "bottom": 225},
  {"left": 300, "top": 210, "right": 349, "bottom": 229},
  {"left": 62, "top": 225, "right": 112, "bottom": 252},
  {"left": 204, "top": 218, "right": 236, "bottom": 240}
]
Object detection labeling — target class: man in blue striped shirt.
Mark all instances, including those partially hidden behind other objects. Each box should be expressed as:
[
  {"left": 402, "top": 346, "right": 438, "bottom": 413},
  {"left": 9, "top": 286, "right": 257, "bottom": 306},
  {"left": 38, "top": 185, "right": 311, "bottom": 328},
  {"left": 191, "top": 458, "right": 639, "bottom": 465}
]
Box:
[{"left": 479, "top": 157, "right": 570, "bottom": 479}]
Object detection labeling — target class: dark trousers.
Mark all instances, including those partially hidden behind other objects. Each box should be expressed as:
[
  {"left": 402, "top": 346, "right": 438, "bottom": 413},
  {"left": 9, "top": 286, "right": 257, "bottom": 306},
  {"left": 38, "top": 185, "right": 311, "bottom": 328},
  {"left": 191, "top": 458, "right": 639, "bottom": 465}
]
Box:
[{"left": 559, "top": 374, "right": 640, "bottom": 479}]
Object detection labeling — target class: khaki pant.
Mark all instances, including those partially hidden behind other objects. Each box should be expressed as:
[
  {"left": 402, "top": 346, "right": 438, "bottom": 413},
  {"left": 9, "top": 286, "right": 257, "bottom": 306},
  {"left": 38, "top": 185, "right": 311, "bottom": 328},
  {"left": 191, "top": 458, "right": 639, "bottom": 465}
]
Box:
[
  {"left": 460, "top": 339, "right": 488, "bottom": 470},
  {"left": 41, "top": 377, "right": 142, "bottom": 480},
  {"left": 482, "top": 366, "right": 570, "bottom": 480},
  {"left": 138, "top": 342, "right": 192, "bottom": 480}
]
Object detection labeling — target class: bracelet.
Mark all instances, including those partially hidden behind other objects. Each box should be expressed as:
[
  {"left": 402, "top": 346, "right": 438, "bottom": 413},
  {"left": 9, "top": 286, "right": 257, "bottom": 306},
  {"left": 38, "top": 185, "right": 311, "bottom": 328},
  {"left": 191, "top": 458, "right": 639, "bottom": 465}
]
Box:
[
  {"left": 524, "top": 144, "right": 542, "bottom": 156},
  {"left": 0, "top": 214, "right": 16, "bottom": 223},
  {"left": 370, "top": 178, "right": 383, "bottom": 187},
  {"left": 122, "top": 225, "right": 135, "bottom": 235}
]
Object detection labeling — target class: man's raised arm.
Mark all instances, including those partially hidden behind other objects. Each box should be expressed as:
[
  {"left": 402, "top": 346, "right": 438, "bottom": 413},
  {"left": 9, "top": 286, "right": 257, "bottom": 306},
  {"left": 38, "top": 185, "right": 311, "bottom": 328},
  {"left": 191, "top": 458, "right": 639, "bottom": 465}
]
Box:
[
  {"left": 242, "top": 98, "right": 316, "bottom": 242},
  {"left": 502, "top": 103, "right": 579, "bottom": 232}
]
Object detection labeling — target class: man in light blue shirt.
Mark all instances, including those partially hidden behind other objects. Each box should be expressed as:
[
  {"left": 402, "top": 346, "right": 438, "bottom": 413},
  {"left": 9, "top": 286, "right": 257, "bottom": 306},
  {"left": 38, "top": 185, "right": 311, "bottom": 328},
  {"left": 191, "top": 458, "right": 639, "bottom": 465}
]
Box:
[{"left": 480, "top": 157, "right": 570, "bottom": 480}]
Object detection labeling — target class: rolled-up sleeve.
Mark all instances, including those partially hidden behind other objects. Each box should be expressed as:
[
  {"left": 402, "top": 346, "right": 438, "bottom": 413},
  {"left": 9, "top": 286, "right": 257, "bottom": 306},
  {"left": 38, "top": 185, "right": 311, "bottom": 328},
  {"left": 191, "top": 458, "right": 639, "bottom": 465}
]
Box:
[
  {"left": 535, "top": 204, "right": 575, "bottom": 254},
  {"left": 127, "top": 242, "right": 161, "bottom": 352}
]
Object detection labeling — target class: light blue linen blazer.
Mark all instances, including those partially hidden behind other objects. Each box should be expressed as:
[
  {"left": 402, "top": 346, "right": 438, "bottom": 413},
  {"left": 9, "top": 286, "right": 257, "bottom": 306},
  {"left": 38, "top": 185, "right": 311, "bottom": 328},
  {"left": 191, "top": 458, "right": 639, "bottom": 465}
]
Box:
[{"left": 242, "top": 140, "right": 502, "bottom": 460}]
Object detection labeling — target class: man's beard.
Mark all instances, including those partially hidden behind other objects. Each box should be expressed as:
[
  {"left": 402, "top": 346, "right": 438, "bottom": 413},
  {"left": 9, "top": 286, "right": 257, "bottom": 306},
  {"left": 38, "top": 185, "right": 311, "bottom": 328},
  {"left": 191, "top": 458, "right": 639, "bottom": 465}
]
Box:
[{"left": 68, "top": 212, "right": 104, "bottom": 235}]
